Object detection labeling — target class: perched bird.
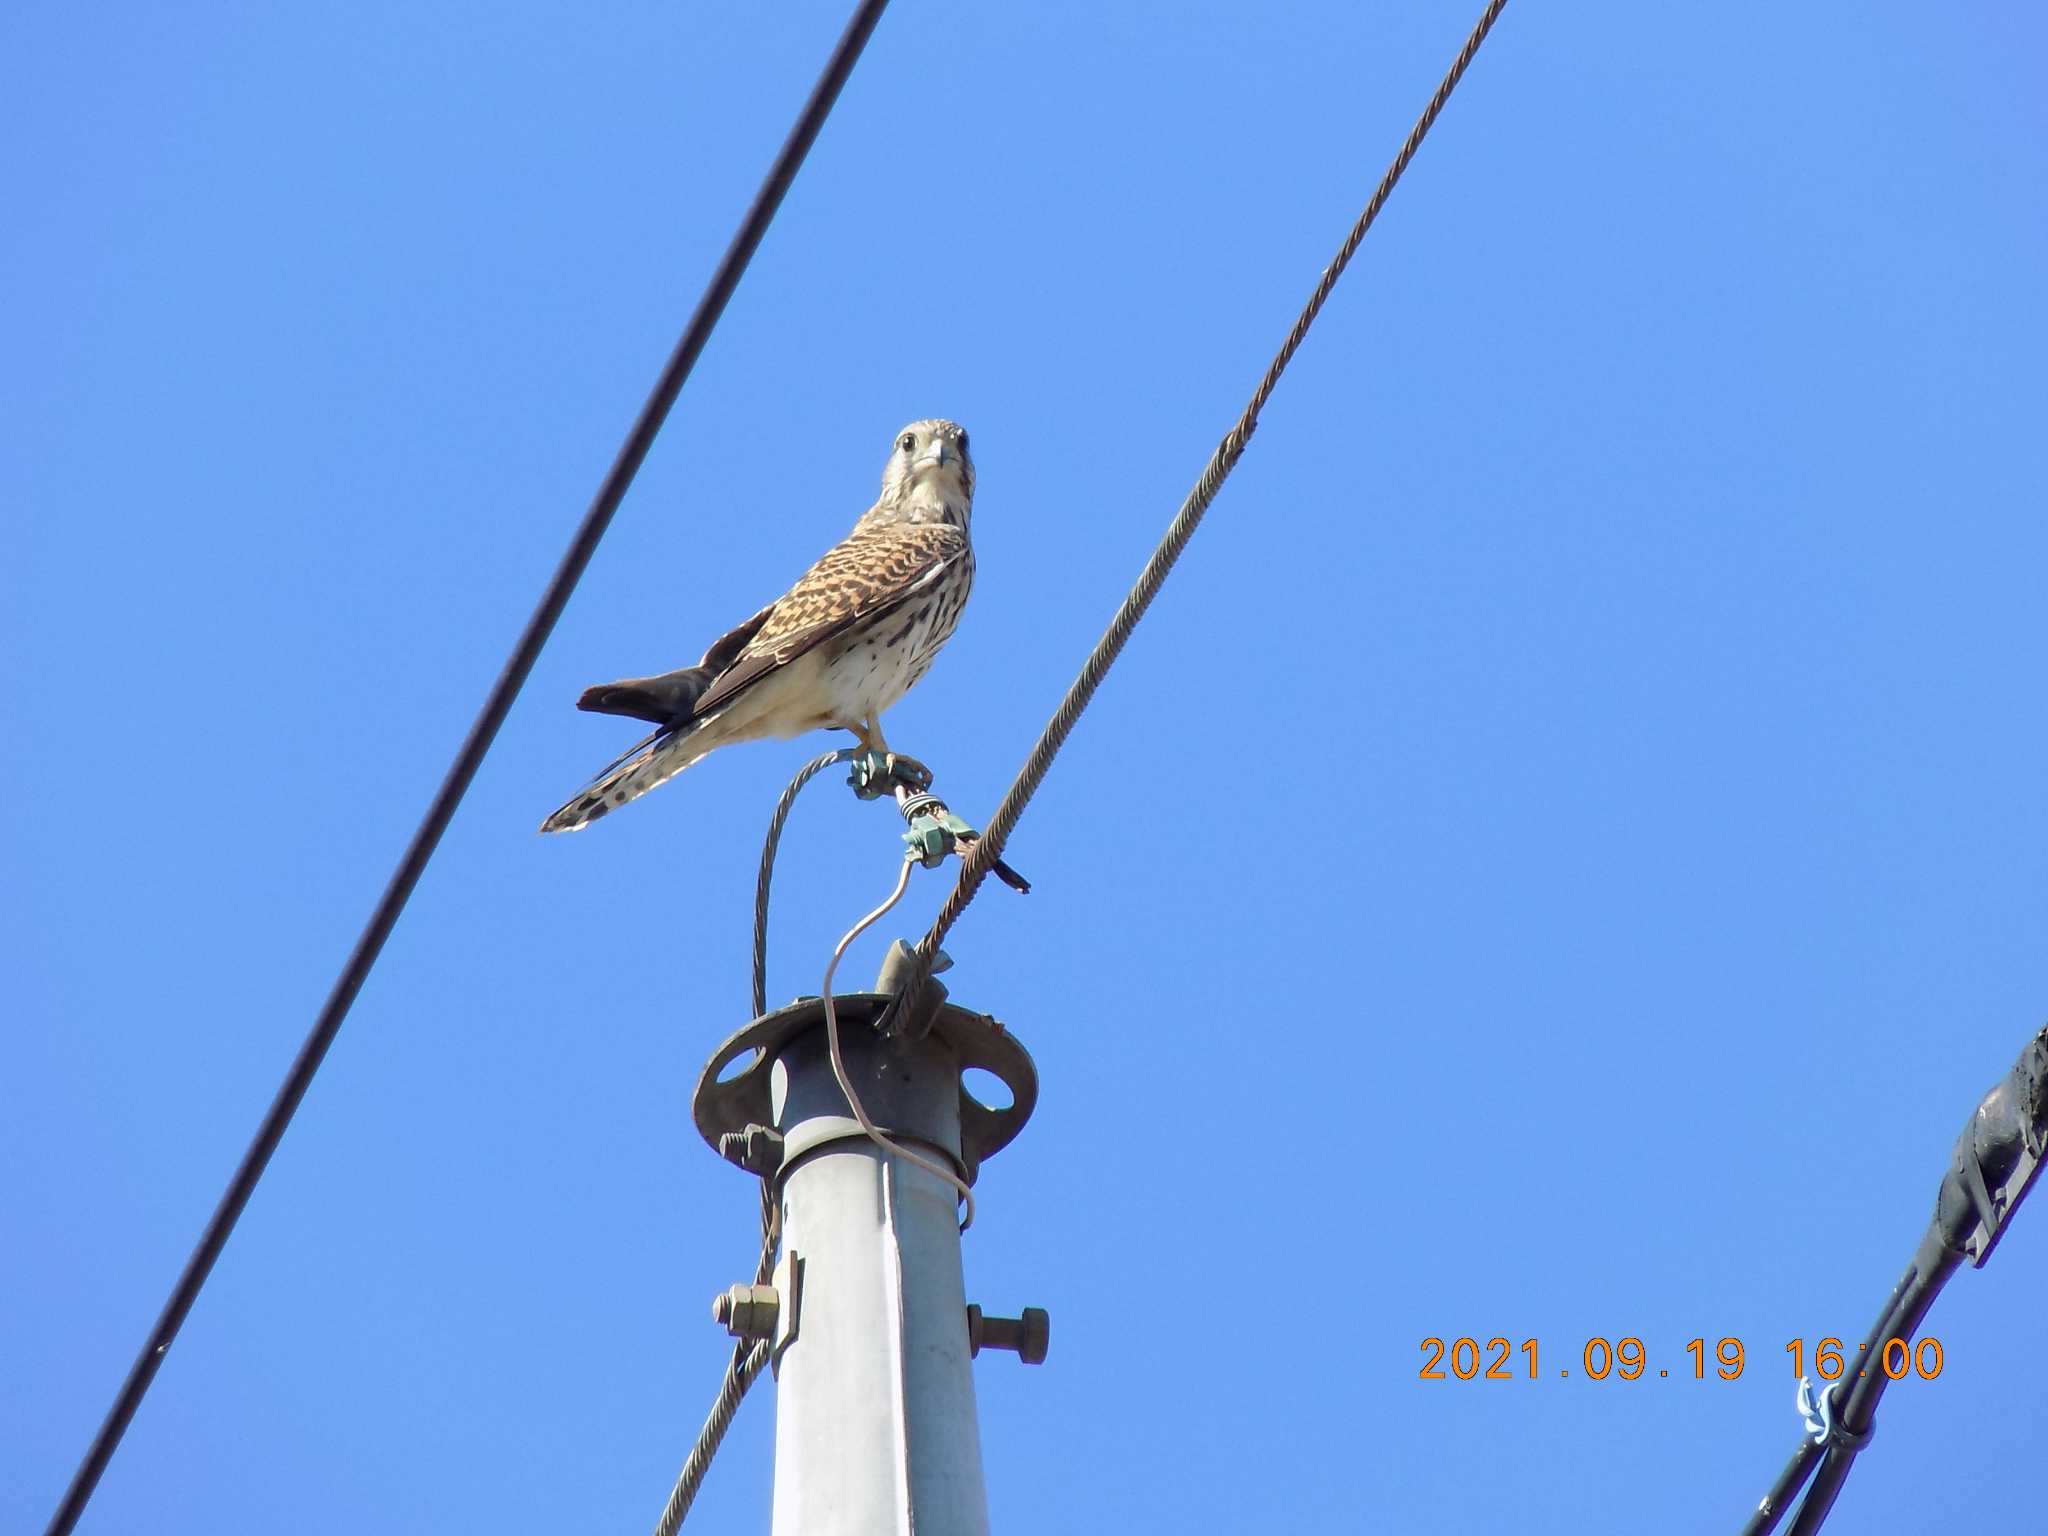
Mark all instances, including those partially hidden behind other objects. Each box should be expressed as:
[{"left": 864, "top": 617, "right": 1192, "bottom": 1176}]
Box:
[{"left": 540, "top": 418, "right": 976, "bottom": 833}]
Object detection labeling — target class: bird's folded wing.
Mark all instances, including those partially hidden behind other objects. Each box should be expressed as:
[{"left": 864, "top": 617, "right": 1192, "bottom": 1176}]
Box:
[{"left": 689, "top": 524, "right": 967, "bottom": 721}]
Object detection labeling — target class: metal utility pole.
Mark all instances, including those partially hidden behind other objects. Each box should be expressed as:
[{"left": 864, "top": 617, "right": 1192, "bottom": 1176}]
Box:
[{"left": 694, "top": 946, "right": 1043, "bottom": 1534}]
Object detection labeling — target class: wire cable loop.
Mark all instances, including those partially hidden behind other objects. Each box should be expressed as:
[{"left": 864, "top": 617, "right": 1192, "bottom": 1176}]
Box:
[
  {"left": 820, "top": 856, "right": 978, "bottom": 1230},
  {"left": 755, "top": 749, "right": 1022, "bottom": 1020},
  {"left": 658, "top": 843, "right": 972, "bottom": 1536}
]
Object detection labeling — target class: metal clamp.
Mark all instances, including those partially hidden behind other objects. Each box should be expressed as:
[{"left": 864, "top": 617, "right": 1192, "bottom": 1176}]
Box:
[
  {"left": 1795, "top": 1375, "right": 1874, "bottom": 1452},
  {"left": 847, "top": 750, "right": 932, "bottom": 801},
  {"left": 845, "top": 748, "right": 1031, "bottom": 892},
  {"left": 1944, "top": 1025, "right": 2048, "bottom": 1267},
  {"left": 694, "top": 992, "right": 1038, "bottom": 1186},
  {"left": 900, "top": 793, "right": 978, "bottom": 869}
]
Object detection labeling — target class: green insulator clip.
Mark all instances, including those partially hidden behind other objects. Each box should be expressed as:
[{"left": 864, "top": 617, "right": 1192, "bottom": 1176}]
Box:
[
  {"left": 846, "top": 749, "right": 895, "bottom": 801},
  {"left": 848, "top": 750, "right": 934, "bottom": 801},
  {"left": 901, "top": 805, "right": 978, "bottom": 869},
  {"left": 903, "top": 817, "right": 950, "bottom": 868}
]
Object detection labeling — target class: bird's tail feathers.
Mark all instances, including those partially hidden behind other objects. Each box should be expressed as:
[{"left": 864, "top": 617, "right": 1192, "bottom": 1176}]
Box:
[
  {"left": 539, "top": 722, "right": 716, "bottom": 834},
  {"left": 575, "top": 666, "right": 715, "bottom": 726}
]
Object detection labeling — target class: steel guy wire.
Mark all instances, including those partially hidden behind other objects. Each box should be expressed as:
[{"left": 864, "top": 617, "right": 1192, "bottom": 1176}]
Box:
[
  {"left": 650, "top": 1081, "right": 782, "bottom": 1536},
  {"left": 881, "top": 0, "right": 1514, "bottom": 1034},
  {"left": 40, "top": 3, "right": 897, "bottom": 1532},
  {"left": 650, "top": 1336, "right": 774, "bottom": 1536}
]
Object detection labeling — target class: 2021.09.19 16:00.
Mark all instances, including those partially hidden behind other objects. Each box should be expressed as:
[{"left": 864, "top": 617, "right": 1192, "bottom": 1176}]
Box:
[{"left": 1418, "top": 1336, "right": 1946, "bottom": 1382}]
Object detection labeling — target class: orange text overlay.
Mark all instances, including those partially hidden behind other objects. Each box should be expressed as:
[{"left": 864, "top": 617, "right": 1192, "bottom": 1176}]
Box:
[{"left": 1418, "top": 1336, "right": 1947, "bottom": 1383}]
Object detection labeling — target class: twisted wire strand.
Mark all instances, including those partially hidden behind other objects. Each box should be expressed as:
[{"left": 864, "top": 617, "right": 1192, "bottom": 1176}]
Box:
[
  {"left": 649, "top": 1170, "right": 779, "bottom": 1536},
  {"left": 754, "top": 748, "right": 859, "bottom": 1018},
  {"left": 650, "top": 1336, "right": 773, "bottom": 1536},
  {"left": 822, "top": 858, "right": 978, "bottom": 1231},
  {"left": 754, "top": 1179, "right": 778, "bottom": 1288},
  {"left": 887, "top": 0, "right": 1512, "bottom": 1028}
]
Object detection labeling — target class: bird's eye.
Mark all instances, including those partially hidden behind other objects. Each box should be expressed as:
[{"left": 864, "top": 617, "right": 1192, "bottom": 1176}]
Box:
[{"left": 898, "top": 433, "right": 916, "bottom": 452}]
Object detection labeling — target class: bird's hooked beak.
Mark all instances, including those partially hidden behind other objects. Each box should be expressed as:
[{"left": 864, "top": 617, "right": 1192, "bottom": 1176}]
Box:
[{"left": 917, "top": 439, "right": 961, "bottom": 474}]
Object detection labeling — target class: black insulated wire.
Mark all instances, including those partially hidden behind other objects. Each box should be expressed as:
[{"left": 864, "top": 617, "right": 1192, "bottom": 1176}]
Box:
[
  {"left": 1743, "top": 1025, "right": 2047, "bottom": 1536},
  {"left": 41, "top": 4, "right": 894, "bottom": 1532}
]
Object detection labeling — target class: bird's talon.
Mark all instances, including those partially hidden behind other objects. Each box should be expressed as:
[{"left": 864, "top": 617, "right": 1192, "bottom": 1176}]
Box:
[{"left": 885, "top": 753, "right": 933, "bottom": 791}]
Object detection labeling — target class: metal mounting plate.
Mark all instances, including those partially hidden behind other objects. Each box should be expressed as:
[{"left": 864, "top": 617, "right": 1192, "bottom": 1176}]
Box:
[{"left": 692, "top": 994, "right": 1036, "bottom": 1181}]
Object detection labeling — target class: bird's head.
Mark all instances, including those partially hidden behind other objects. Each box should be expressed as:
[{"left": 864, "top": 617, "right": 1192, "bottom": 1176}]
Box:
[{"left": 877, "top": 418, "right": 974, "bottom": 525}]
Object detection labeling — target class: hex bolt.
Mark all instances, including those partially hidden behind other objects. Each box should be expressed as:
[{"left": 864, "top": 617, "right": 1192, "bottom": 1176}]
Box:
[
  {"left": 964, "top": 1304, "right": 1049, "bottom": 1365},
  {"left": 712, "top": 1283, "right": 780, "bottom": 1341},
  {"left": 717, "top": 1123, "right": 784, "bottom": 1177}
]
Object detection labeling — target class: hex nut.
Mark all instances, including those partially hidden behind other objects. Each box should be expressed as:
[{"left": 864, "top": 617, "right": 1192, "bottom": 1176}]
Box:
[{"left": 712, "top": 1283, "right": 780, "bottom": 1340}]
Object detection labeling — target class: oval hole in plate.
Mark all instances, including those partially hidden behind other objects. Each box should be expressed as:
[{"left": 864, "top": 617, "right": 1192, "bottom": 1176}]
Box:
[
  {"left": 961, "top": 1066, "right": 1014, "bottom": 1111},
  {"left": 715, "top": 1047, "right": 758, "bottom": 1085}
]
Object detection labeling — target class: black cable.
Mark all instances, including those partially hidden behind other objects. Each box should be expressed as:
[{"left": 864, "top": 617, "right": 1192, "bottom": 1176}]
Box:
[
  {"left": 1740, "top": 1025, "right": 2047, "bottom": 1536},
  {"left": 1739, "top": 1280, "right": 1915, "bottom": 1536},
  {"left": 42, "top": 5, "right": 893, "bottom": 1532},
  {"left": 1780, "top": 1240, "right": 1962, "bottom": 1536}
]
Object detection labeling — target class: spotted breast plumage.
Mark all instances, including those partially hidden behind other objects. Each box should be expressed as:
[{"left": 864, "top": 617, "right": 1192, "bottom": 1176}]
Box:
[{"left": 540, "top": 419, "right": 976, "bottom": 833}]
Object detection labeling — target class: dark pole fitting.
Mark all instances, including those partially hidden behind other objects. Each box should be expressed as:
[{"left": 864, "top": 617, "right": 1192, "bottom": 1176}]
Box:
[{"left": 965, "top": 1304, "right": 1050, "bottom": 1365}]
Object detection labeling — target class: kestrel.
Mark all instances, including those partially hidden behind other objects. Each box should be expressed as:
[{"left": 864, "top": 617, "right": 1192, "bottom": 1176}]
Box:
[{"left": 540, "top": 418, "right": 976, "bottom": 833}]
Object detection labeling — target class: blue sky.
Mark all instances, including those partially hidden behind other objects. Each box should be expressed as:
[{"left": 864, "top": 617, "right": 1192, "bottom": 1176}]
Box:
[{"left": 5, "top": 3, "right": 2045, "bottom": 1532}]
